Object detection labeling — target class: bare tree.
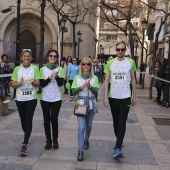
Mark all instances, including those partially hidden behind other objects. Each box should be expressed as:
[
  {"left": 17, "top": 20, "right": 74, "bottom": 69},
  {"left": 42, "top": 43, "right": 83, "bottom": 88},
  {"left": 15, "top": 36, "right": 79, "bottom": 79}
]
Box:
[
  {"left": 39, "top": 0, "right": 46, "bottom": 68},
  {"left": 93, "top": 0, "right": 170, "bottom": 98},
  {"left": 47, "top": 0, "right": 97, "bottom": 58},
  {"left": 98, "top": 0, "right": 144, "bottom": 59},
  {"left": 139, "top": 0, "right": 170, "bottom": 98}
]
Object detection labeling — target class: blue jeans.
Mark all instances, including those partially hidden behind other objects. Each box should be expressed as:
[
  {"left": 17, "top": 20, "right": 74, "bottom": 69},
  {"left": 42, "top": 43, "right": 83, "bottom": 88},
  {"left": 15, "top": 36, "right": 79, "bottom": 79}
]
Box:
[
  {"left": 0, "top": 82, "right": 6, "bottom": 96},
  {"left": 77, "top": 109, "right": 95, "bottom": 151}
]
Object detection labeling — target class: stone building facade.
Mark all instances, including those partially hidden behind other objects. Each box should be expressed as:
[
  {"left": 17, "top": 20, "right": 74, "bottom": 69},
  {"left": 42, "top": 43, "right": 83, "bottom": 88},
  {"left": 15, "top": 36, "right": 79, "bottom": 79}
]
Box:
[{"left": 0, "top": 0, "right": 99, "bottom": 62}]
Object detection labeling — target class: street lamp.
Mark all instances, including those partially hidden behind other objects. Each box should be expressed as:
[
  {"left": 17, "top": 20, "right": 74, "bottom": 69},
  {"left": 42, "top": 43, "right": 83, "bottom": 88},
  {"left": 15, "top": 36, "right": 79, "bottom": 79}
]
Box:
[
  {"left": 162, "top": 36, "right": 170, "bottom": 107},
  {"left": 139, "top": 18, "right": 148, "bottom": 85},
  {"left": 60, "top": 17, "right": 67, "bottom": 64},
  {"left": 100, "top": 44, "right": 103, "bottom": 54},
  {"left": 1, "top": 7, "right": 12, "bottom": 13},
  {"left": 94, "top": 37, "right": 98, "bottom": 59},
  {"left": 1, "top": 0, "right": 21, "bottom": 61},
  {"left": 109, "top": 45, "right": 113, "bottom": 55},
  {"left": 134, "top": 39, "right": 139, "bottom": 51},
  {"left": 77, "top": 31, "right": 82, "bottom": 59}
]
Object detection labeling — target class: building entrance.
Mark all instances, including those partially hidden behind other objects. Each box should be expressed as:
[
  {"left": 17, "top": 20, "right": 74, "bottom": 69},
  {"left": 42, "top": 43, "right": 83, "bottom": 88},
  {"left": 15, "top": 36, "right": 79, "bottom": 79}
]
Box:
[{"left": 20, "top": 30, "right": 36, "bottom": 62}]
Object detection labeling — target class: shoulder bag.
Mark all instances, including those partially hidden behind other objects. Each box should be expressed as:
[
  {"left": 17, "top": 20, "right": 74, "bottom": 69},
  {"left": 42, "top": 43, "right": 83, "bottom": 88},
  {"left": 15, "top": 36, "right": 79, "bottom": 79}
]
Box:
[{"left": 73, "top": 90, "right": 89, "bottom": 117}]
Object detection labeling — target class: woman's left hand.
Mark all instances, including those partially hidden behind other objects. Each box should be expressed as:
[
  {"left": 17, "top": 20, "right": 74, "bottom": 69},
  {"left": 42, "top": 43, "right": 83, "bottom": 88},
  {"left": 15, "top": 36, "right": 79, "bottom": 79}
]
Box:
[
  {"left": 86, "top": 80, "right": 91, "bottom": 89},
  {"left": 29, "top": 79, "right": 34, "bottom": 85},
  {"left": 81, "top": 80, "right": 90, "bottom": 89},
  {"left": 54, "top": 71, "right": 59, "bottom": 78}
]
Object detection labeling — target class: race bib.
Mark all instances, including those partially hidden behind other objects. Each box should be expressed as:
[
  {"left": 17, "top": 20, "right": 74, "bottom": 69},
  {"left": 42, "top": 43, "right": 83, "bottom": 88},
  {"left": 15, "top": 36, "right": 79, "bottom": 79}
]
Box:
[
  {"left": 20, "top": 88, "right": 34, "bottom": 97},
  {"left": 113, "top": 74, "right": 126, "bottom": 82}
]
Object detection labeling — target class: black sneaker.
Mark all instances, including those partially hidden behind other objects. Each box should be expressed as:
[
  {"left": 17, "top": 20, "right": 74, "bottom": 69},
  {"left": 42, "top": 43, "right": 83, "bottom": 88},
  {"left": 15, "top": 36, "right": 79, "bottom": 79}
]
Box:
[
  {"left": 20, "top": 144, "right": 27, "bottom": 156},
  {"left": 77, "top": 150, "right": 84, "bottom": 161},
  {"left": 53, "top": 140, "right": 59, "bottom": 149},
  {"left": 45, "top": 141, "right": 52, "bottom": 150},
  {"left": 84, "top": 140, "right": 89, "bottom": 149}
]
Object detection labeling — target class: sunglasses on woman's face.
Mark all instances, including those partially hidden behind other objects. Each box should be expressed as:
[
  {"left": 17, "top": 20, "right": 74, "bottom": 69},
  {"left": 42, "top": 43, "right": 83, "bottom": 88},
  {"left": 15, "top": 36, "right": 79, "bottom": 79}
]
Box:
[
  {"left": 49, "top": 54, "right": 58, "bottom": 58},
  {"left": 82, "top": 62, "right": 91, "bottom": 66}
]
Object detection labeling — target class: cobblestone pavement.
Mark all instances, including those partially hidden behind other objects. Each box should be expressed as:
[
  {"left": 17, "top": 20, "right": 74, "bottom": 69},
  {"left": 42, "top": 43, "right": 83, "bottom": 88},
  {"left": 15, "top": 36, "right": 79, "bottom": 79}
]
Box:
[{"left": 0, "top": 82, "right": 170, "bottom": 170}]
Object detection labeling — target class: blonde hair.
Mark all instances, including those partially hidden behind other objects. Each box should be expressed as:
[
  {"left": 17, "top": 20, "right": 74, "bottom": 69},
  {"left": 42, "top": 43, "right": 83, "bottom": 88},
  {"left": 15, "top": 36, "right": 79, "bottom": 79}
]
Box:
[{"left": 79, "top": 57, "right": 94, "bottom": 78}]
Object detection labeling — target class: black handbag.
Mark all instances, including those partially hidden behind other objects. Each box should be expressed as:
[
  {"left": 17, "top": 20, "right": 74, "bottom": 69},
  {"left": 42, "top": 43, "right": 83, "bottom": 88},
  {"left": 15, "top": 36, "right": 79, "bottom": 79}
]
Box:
[{"left": 73, "top": 90, "right": 89, "bottom": 117}]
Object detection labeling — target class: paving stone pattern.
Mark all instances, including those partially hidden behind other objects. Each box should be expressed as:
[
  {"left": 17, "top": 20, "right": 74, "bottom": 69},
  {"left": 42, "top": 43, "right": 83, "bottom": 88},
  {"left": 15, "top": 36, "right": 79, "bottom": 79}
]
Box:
[{"left": 0, "top": 83, "right": 170, "bottom": 170}]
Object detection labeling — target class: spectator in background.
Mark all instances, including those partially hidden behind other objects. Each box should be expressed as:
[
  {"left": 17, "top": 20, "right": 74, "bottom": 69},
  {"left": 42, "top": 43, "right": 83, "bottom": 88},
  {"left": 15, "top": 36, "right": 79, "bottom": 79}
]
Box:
[
  {"left": 67, "top": 57, "right": 79, "bottom": 101},
  {"left": 0, "top": 54, "right": 13, "bottom": 99},
  {"left": 63, "top": 56, "right": 72, "bottom": 94},
  {"left": 93, "top": 59, "right": 103, "bottom": 84},
  {"left": 101, "top": 59, "right": 106, "bottom": 77},
  {"left": 106, "top": 56, "right": 113, "bottom": 64},
  {"left": 157, "top": 58, "right": 168, "bottom": 105},
  {"left": 126, "top": 55, "right": 137, "bottom": 85},
  {"left": 153, "top": 61, "right": 161, "bottom": 103}
]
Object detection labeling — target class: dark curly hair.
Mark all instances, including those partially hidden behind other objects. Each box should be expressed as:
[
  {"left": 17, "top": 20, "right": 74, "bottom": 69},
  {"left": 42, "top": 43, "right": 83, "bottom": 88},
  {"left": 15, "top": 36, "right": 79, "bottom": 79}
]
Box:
[{"left": 1, "top": 54, "right": 8, "bottom": 60}]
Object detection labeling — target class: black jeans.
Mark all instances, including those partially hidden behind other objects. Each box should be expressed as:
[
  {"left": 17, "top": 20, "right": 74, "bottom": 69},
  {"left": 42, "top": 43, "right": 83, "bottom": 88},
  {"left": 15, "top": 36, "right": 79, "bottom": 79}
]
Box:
[
  {"left": 63, "top": 79, "right": 68, "bottom": 94},
  {"left": 161, "top": 85, "right": 166, "bottom": 102},
  {"left": 109, "top": 97, "right": 131, "bottom": 149},
  {"left": 156, "top": 86, "right": 161, "bottom": 101},
  {"left": 69, "top": 80, "right": 73, "bottom": 96},
  {"left": 40, "top": 100, "right": 62, "bottom": 142},
  {"left": 16, "top": 99, "right": 37, "bottom": 144}
]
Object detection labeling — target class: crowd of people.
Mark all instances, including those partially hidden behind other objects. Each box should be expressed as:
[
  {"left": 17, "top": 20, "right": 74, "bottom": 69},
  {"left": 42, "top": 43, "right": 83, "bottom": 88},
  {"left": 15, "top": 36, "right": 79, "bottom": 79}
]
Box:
[
  {"left": 1, "top": 41, "right": 138, "bottom": 161},
  {"left": 1, "top": 40, "right": 169, "bottom": 162}
]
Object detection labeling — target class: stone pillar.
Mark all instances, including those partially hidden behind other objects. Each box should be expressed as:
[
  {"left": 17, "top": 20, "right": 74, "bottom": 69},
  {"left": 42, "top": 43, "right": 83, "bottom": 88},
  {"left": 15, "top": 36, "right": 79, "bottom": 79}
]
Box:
[{"left": 0, "top": 40, "right": 3, "bottom": 62}]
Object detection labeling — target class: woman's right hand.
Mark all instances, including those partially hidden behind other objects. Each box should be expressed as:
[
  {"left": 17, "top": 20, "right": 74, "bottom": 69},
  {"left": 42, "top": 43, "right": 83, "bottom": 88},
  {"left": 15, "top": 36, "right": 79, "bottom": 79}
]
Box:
[
  {"left": 81, "top": 80, "right": 90, "bottom": 89},
  {"left": 19, "top": 77, "right": 24, "bottom": 86},
  {"left": 49, "top": 71, "right": 57, "bottom": 79},
  {"left": 103, "top": 98, "right": 109, "bottom": 107}
]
